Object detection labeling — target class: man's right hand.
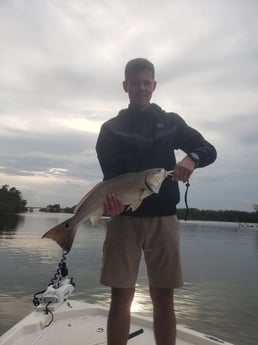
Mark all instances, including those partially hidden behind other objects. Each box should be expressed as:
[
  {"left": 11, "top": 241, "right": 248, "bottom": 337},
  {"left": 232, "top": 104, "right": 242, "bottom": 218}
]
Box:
[{"left": 103, "top": 193, "right": 125, "bottom": 217}]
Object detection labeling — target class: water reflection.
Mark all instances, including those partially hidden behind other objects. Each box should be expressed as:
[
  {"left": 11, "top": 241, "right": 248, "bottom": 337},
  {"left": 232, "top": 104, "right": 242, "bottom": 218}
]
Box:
[
  {"left": 0, "top": 215, "right": 258, "bottom": 345},
  {"left": 255, "top": 231, "right": 258, "bottom": 257},
  {"left": 0, "top": 214, "right": 21, "bottom": 235}
]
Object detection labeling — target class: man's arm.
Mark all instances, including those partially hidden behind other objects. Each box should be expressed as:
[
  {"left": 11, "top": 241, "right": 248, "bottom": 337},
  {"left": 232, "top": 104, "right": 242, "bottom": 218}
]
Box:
[
  {"left": 96, "top": 123, "right": 125, "bottom": 216},
  {"left": 96, "top": 122, "right": 124, "bottom": 180},
  {"left": 173, "top": 115, "right": 217, "bottom": 182}
]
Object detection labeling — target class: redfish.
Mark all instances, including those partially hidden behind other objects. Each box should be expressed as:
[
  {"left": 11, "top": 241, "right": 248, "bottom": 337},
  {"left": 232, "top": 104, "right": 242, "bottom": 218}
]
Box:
[{"left": 42, "top": 168, "right": 170, "bottom": 253}]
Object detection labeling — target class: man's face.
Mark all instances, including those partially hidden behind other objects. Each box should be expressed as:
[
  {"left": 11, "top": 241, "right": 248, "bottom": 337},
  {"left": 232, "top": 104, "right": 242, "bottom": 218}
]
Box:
[{"left": 123, "top": 69, "right": 156, "bottom": 111}]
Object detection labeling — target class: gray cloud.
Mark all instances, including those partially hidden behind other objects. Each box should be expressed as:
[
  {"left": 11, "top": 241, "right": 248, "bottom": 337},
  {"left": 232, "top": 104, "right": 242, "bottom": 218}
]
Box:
[
  {"left": 0, "top": 0, "right": 258, "bottom": 210},
  {"left": 0, "top": 127, "right": 99, "bottom": 179}
]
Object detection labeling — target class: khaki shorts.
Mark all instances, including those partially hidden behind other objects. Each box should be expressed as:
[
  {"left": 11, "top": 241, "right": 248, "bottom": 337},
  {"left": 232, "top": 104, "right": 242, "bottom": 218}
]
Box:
[{"left": 100, "top": 215, "right": 183, "bottom": 289}]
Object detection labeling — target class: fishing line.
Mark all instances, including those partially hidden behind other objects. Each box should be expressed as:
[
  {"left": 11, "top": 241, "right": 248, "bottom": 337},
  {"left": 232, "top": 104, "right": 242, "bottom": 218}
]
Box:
[
  {"left": 184, "top": 181, "right": 190, "bottom": 221},
  {"left": 170, "top": 170, "right": 191, "bottom": 220},
  {"left": 32, "top": 251, "right": 74, "bottom": 307},
  {"left": 43, "top": 302, "right": 54, "bottom": 327}
]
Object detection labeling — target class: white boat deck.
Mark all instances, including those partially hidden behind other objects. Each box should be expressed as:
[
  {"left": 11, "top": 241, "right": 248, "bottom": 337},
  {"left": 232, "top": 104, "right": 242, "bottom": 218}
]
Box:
[{"left": 0, "top": 300, "right": 233, "bottom": 345}]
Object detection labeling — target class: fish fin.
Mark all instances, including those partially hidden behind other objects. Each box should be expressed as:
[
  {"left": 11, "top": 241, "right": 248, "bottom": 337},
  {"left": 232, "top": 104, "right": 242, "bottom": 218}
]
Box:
[
  {"left": 42, "top": 217, "right": 77, "bottom": 253},
  {"left": 90, "top": 215, "right": 102, "bottom": 225},
  {"left": 128, "top": 200, "right": 141, "bottom": 212},
  {"left": 126, "top": 190, "right": 145, "bottom": 212}
]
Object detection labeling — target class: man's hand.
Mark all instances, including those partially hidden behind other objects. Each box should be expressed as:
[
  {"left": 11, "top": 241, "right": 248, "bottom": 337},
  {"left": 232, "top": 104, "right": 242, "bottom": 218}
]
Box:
[
  {"left": 103, "top": 193, "right": 125, "bottom": 217},
  {"left": 173, "top": 156, "right": 195, "bottom": 183}
]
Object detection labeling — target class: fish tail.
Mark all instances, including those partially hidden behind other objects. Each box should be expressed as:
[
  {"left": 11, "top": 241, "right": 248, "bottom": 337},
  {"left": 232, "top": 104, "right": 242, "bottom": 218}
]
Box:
[{"left": 42, "top": 217, "right": 77, "bottom": 253}]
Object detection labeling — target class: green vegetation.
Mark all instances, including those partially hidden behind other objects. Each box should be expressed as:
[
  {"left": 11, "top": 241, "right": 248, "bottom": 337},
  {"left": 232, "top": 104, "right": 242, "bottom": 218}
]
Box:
[
  {"left": 39, "top": 204, "right": 75, "bottom": 213},
  {"left": 0, "top": 185, "right": 27, "bottom": 214},
  {"left": 177, "top": 208, "right": 258, "bottom": 223},
  {"left": 39, "top": 204, "right": 258, "bottom": 223}
]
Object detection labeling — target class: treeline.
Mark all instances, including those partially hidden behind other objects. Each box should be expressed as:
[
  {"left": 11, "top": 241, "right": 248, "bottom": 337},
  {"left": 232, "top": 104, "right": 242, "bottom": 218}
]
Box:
[
  {"left": 39, "top": 204, "right": 75, "bottom": 213},
  {"left": 40, "top": 205, "right": 258, "bottom": 223},
  {"left": 0, "top": 185, "right": 27, "bottom": 214},
  {"left": 1, "top": 184, "right": 258, "bottom": 223},
  {"left": 177, "top": 208, "right": 258, "bottom": 223}
]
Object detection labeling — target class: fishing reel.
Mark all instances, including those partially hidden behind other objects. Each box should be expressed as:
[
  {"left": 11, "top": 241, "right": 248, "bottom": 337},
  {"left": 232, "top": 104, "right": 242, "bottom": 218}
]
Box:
[
  {"left": 38, "top": 276, "right": 75, "bottom": 309},
  {"left": 33, "top": 253, "right": 75, "bottom": 311}
]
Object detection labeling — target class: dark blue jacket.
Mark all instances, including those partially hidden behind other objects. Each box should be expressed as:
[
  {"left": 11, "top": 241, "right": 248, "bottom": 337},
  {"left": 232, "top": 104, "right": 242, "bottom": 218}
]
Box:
[{"left": 96, "top": 103, "right": 217, "bottom": 216}]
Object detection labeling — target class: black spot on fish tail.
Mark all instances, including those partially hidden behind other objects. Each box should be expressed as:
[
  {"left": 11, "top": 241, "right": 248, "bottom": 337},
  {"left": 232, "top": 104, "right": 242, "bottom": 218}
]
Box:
[{"left": 42, "top": 216, "right": 77, "bottom": 253}]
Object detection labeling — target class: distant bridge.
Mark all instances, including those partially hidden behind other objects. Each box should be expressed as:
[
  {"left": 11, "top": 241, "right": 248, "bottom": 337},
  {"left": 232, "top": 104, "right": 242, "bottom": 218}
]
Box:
[{"left": 27, "top": 206, "right": 44, "bottom": 211}]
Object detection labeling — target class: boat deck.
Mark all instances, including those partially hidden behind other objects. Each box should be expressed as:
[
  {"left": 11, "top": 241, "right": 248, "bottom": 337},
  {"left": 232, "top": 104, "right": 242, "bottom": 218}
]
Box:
[{"left": 0, "top": 300, "right": 233, "bottom": 345}]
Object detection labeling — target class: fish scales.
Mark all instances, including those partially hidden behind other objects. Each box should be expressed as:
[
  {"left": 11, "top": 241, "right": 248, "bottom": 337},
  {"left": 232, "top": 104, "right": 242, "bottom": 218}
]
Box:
[
  {"left": 42, "top": 168, "right": 168, "bottom": 253},
  {"left": 74, "top": 183, "right": 145, "bottom": 223},
  {"left": 74, "top": 171, "right": 153, "bottom": 222}
]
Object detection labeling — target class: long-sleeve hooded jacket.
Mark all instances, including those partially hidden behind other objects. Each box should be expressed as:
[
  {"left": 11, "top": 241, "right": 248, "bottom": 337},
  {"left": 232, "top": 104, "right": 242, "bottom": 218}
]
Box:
[{"left": 96, "top": 103, "right": 217, "bottom": 216}]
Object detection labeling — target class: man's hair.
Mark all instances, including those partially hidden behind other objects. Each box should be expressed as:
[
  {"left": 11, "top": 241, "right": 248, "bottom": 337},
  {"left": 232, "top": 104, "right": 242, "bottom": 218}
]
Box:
[{"left": 124, "top": 58, "right": 155, "bottom": 81}]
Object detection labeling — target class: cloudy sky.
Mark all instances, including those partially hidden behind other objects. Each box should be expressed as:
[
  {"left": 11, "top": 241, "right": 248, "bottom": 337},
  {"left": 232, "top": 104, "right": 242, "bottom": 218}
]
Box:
[{"left": 1, "top": 0, "right": 257, "bottom": 212}]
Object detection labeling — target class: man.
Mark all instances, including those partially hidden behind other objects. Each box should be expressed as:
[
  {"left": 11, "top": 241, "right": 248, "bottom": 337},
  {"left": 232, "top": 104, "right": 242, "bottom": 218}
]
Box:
[{"left": 96, "top": 58, "right": 217, "bottom": 345}]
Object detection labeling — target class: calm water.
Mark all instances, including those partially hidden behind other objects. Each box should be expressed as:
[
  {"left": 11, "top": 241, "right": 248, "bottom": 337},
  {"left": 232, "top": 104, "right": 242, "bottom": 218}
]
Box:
[{"left": 0, "top": 213, "right": 257, "bottom": 345}]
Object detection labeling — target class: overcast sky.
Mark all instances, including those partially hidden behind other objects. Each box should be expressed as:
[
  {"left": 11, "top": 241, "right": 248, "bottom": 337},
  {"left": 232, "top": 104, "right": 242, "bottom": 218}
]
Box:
[{"left": 1, "top": 0, "right": 257, "bottom": 212}]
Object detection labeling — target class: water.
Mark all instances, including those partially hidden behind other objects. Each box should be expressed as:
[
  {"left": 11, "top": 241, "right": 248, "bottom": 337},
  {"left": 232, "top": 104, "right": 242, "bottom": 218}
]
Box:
[{"left": 0, "top": 213, "right": 257, "bottom": 345}]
